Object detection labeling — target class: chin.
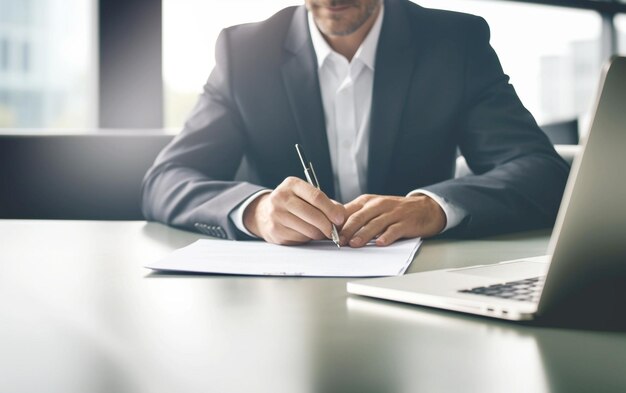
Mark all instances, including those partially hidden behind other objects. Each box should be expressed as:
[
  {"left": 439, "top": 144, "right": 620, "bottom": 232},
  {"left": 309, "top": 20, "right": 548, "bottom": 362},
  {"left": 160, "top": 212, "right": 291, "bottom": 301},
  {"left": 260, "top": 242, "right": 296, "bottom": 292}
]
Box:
[{"left": 319, "top": 19, "right": 359, "bottom": 36}]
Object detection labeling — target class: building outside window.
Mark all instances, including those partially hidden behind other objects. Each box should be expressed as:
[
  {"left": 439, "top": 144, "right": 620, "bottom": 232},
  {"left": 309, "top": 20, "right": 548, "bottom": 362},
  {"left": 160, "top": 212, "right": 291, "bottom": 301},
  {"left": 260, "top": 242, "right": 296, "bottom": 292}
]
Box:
[
  {"left": 163, "top": 0, "right": 604, "bottom": 133},
  {"left": 0, "top": 0, "right": 96, "bottom": 129}
]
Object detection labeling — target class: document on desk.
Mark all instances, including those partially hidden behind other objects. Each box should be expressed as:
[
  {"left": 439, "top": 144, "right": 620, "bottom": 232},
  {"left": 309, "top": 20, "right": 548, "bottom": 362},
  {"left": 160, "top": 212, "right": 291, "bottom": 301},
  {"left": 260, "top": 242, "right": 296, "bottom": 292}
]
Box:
[{"left": 146, "top": 238, "right": 421, "bottom": 277}]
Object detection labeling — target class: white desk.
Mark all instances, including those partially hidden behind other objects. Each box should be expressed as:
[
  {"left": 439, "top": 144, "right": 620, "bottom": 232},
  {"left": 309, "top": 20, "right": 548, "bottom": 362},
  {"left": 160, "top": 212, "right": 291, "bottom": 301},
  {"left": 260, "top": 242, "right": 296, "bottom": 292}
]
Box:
[{"left": 1, "top": 220, "right": 624, "bottom": 393}]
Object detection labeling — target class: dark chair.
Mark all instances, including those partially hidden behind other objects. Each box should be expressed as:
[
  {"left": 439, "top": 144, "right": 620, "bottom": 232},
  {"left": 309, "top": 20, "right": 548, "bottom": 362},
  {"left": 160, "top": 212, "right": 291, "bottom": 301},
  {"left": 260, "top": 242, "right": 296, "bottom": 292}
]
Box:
[
  {"left": 0, "top": 132, "right": 174, "bottom": 220},
  {"left": 540, "top": 119, "right": 579, "bottom": 145}
]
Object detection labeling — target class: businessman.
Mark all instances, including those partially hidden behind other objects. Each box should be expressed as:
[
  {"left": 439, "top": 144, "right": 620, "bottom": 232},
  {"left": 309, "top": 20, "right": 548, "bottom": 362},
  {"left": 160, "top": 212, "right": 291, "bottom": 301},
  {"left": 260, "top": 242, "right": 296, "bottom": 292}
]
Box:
[{"left": 142, "top": 0, "right": 569, "bottom": 247}]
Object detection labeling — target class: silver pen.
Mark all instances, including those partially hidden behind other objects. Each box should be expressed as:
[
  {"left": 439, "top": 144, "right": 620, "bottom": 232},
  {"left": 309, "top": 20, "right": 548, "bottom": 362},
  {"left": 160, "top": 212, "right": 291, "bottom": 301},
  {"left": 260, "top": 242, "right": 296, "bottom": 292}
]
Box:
[{"left": 295, "top": 144, "right": 341, "bottom": 248}]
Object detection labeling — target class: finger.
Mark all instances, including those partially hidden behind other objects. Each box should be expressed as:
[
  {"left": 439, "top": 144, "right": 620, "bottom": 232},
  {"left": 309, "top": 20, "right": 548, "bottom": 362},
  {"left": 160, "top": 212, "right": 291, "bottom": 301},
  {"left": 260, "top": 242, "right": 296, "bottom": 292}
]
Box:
[
  {"left": 290, "top": 179, "right": 345, "bottom": 226},
  {"left": 343, "top": 194, "right": 371, "bottom": 217},
  {"left": 375, "top": 223, "right": 406, "bottom": 247},
  {"left": 279, "top": 210, "right": 327, "bottom": 241},
  {"left": 340, "top": 198, "right": 389, "bottom": 245},
  {"left": 284, "top": 195, "right": 336, "bottom": 239},
  {"left": 349, "top": 214, "right": 393, "bottom": 248},
  {"left": 266, "top": 222, "right": 313, "bottom": 245},
  {"left": 338, "top": 195, "right": 369, "bottom": 243}
]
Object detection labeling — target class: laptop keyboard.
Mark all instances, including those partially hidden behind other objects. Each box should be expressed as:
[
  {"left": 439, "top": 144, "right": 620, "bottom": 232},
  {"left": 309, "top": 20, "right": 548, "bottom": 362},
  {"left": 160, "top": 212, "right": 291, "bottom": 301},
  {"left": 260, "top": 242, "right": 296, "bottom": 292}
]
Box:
[{"left": 459, "top": 276, "right": 546, "bottom": 302}]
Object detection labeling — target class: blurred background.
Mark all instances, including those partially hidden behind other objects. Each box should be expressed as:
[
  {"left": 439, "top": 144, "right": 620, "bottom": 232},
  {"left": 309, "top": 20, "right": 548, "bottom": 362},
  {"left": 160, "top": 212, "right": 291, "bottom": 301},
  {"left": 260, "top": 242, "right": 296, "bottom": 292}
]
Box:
[{"left": 1, "top": 0, "right": 625, "bottom": 133}]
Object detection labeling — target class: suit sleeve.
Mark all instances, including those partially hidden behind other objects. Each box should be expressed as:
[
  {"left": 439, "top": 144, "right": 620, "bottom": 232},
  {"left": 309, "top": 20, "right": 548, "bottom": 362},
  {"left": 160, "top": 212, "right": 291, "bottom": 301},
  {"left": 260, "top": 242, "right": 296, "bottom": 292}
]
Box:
[
  {"left": 141, "top": 29, "right": 265, "bottom": 239},
  {"left": 421, "top": 17, "right": 570, "bottom": 238}
]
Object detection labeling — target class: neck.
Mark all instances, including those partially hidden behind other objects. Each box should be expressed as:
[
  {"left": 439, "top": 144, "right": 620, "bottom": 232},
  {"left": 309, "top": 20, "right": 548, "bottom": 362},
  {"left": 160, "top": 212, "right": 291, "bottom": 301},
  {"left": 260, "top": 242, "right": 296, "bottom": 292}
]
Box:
[{"left": 323, "top": 5, "right": 381, "bottom": 62}]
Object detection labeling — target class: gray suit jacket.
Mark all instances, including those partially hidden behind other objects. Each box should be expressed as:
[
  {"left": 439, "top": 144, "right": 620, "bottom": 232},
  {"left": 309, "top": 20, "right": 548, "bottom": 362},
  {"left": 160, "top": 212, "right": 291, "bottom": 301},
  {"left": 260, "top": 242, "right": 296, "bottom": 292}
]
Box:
[{"left": 142, "top": 0, "right": 569, "bottom": 239}]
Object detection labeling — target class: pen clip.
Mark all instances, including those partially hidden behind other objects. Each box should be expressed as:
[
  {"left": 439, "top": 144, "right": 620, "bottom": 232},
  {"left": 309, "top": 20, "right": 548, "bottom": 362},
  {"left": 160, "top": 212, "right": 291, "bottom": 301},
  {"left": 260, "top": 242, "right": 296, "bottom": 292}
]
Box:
[{"left": 309, "top": 162, "right": 320, "bottom": 190}]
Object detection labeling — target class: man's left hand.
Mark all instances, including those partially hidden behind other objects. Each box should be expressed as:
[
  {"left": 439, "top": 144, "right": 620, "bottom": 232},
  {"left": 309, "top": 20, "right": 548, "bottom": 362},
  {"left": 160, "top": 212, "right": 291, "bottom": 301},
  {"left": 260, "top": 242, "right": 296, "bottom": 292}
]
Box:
[{"left": 340, "top": 194, "right": 446, "bottom": 247}]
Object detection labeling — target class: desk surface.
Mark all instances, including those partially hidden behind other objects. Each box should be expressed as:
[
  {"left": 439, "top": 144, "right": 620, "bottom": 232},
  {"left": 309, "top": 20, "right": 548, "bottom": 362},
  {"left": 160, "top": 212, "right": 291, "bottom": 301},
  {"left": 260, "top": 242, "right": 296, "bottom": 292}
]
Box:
[{"left": 1, "top": 220, "right": 624, "bottom": 393}]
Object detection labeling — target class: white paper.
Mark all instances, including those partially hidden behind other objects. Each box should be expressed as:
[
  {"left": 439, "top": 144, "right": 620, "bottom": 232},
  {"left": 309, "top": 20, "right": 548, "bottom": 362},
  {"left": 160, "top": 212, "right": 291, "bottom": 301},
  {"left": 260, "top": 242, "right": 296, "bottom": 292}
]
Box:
[{"left": 146, "top": 238, "right": 422, "bottom": 277}]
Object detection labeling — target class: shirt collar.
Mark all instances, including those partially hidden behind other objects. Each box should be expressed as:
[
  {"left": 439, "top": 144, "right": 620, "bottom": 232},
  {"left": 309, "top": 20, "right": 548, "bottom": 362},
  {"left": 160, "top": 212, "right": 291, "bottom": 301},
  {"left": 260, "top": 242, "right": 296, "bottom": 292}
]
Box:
[{"left": 307, "top": 3, "right": 384, "bottom": 70}]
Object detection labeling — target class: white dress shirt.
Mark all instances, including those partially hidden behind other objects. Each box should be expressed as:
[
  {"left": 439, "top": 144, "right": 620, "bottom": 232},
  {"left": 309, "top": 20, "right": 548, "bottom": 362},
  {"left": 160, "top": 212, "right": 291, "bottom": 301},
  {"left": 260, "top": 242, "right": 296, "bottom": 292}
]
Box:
[
  {"left": 310, "top": 6, "right": 382, "bottom": 203},
  {"left": 230, "top": 5, "right": 466, "bottom": 236}
]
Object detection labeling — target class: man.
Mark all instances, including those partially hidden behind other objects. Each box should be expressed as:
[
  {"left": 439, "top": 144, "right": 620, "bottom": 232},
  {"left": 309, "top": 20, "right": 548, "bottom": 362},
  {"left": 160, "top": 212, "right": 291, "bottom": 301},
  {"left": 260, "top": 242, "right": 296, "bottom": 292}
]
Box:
[{"left": 142, "top": 0, "right": 569, "bottom": 247}]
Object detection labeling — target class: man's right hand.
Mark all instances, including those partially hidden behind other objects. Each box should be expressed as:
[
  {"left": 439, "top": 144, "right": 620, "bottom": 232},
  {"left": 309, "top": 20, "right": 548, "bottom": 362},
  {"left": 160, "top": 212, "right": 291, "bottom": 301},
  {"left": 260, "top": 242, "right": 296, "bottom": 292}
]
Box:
[{"left": 243, "top": 177, "right": 345, "bottom": 245}]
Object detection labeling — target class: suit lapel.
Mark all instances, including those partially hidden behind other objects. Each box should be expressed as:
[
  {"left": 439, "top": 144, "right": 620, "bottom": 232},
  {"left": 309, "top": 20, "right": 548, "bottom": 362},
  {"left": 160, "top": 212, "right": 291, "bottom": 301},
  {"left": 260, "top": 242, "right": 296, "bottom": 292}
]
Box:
[
  {"left": 367, "top": 0, "right": 419, "bottom": 194},
  {"left": 281, "top": 6, "right": 335, "bottom": 198}
]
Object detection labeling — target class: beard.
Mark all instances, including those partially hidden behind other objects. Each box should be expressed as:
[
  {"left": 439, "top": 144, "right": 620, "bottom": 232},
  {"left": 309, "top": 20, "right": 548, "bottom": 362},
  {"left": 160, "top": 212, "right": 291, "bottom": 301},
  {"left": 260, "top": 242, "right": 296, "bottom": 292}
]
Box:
[{"left": 307, "top": 0, "right": 381, "bottom": 37}]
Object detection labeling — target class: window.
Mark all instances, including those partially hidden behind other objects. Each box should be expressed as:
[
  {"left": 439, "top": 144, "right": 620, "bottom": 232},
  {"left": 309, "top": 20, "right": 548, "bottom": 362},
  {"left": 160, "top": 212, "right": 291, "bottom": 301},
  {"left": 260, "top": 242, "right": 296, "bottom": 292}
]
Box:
[
  {"left": 21, "top": 41, "right": 30, "bottom": 73},
  {"left": 163, "top": 0, "right": 300, "bottom": 129},
  {"left": 418, "top": 0, "right": 603, "bottom": 128},
  {"left": 163, "top": 0, "right": 604, "bottom": 130},
  {"left": 617, "top": 14, "right": 626, "bottom": 55},
  {"left": 0, "top": 38, "right": 8, "bottom": 71},
  {"left": 0, "top": 0, "right": 96, "bottom": 129}
]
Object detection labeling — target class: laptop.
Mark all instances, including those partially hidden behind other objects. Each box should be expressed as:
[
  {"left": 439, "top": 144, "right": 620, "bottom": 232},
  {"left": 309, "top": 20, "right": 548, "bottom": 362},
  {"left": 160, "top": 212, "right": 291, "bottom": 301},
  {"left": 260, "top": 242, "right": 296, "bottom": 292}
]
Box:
[{"left": 347, "top": 56, "right": 626, "bottom": 322}]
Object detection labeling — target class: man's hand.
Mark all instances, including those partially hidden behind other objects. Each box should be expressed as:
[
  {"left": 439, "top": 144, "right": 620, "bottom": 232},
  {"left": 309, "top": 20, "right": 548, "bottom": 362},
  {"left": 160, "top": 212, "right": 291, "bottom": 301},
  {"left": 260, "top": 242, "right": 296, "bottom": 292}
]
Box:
[
  {"left": 243, "top": 177, "right": 345, "bottom": 245},
  {"left": 340, "top": 194, "right": 446, "bottom": 247}
]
